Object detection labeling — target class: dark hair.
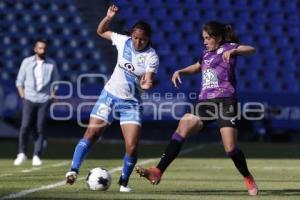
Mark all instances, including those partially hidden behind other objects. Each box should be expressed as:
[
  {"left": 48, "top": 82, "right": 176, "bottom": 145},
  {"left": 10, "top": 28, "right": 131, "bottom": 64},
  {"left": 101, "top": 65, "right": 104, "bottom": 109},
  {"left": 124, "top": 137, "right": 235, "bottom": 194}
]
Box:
[
  {"left": 131, "top": 21, "right": 152, "bottom": 37},
  {"left": 203, "top": 21, "right": 239, "bottom": 43},
  {"left": 34, "top": 38, "right": 48, "bottom": 46}
]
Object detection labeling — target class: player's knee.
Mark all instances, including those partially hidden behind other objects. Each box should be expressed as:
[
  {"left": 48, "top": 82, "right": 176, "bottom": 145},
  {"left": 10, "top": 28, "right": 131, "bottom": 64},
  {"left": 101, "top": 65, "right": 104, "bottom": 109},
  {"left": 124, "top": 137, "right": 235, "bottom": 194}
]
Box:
[
  {"left": 224, "top": 144, "right": 236, "bottom": 154},
  {"left": 125, "top": 143, "right": 138, "bottom": 156},
  {"left": 84, "top": 127, "right": 102, "bottom": 142},
  {"left": 177, "top": 114, "right": 203, "bottom": 134}
]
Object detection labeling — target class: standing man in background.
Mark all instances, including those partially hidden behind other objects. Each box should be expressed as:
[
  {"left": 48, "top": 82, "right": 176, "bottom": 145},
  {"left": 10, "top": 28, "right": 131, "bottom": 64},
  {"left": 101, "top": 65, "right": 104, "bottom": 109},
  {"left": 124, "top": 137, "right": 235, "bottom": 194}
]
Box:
[{"left": 14, "top": 38, "right": 59, "bottom": 166}]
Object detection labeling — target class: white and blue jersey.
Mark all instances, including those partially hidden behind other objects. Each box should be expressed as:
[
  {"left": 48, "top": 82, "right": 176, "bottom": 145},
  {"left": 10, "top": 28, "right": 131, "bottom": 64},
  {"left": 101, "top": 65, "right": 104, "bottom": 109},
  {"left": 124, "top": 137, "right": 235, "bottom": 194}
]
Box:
[{"left": 91, "top": 32, "right": 159, "bottom": 126}]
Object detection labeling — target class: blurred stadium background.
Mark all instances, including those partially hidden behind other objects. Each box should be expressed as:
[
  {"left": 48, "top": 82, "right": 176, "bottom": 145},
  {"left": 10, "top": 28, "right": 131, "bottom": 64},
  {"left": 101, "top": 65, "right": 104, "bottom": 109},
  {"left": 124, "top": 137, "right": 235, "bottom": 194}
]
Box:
[
  {"left": 1, "top": 0, "right": 300, "bottom": 199},
  {"left": 1, "top": 0, "right": 300, "bottom": 142}
]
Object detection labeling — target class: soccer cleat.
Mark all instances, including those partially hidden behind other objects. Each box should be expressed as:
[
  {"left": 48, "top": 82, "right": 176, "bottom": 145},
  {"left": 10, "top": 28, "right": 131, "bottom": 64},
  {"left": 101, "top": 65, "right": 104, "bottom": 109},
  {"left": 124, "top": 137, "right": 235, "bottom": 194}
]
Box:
[
  {"left": 14, "top": 153, "right": 27, "bottom": 166},
  {"left": 135, "top": 166, "right": 162, "bottom": 185},
  {"left": 65, "top": 171, "right": 78, "bottom": 185},
  {"left": 244, "top": 175, "right": 258, "bottom": 196},
  {"left": 32, "top": 155, "right": 42, "bottom": 166},
  {"left": 119, "top": 185, "right": 132, "bottom": 192},
  {"left": 118, "top": 177, "right": 131, "bottom": 192}
]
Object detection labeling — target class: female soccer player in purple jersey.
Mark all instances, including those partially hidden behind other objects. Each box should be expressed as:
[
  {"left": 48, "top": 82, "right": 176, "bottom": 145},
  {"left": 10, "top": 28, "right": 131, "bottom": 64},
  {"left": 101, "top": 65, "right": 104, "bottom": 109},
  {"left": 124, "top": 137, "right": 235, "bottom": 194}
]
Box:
[{"left": 136, "top": 21, "right": 258, "bottom": 196}]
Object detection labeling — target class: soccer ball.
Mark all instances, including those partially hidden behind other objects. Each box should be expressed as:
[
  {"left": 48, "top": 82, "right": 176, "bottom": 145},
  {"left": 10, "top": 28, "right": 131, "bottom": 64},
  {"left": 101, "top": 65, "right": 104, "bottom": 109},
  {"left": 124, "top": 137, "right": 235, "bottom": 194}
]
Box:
[{"left": 86, "top": 167, "right": 112, "bottom": 191}]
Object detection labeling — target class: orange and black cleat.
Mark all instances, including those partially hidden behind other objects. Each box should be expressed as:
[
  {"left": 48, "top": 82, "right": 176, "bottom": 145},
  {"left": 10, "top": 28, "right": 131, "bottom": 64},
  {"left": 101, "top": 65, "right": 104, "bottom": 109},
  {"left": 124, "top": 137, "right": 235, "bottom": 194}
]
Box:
[
  {"left": 136, "top": 166, "right": 162, "bottom": 185},
  {"left": 244, "top": 174, "right": 258, "bottom": 196}
]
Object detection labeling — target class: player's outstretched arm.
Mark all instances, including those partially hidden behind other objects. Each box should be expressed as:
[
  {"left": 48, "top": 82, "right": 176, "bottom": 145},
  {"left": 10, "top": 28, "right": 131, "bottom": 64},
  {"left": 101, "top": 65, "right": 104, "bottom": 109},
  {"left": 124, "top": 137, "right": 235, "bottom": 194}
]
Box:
[
  {"left": 171, "top": 62, "right": 201, "bottom": 88},
  {"left": 222, "top": 45, "right": 256, "bottom": 63},
  {"left": 96, "top": 5, "right": 118, "bottom": 40}
]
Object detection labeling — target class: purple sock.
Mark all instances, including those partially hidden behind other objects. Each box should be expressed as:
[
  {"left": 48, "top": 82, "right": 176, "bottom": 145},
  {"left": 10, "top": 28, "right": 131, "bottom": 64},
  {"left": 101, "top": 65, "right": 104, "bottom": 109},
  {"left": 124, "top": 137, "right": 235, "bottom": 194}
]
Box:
[
  {"left": 226, "top": 147, "right": 250, "bottom": 177},
  {"left": 157, "top": 132, "right": 185, "bottom": 172},
  {"left": 171, "top": 132, "right": 185, "bottom": 143}
]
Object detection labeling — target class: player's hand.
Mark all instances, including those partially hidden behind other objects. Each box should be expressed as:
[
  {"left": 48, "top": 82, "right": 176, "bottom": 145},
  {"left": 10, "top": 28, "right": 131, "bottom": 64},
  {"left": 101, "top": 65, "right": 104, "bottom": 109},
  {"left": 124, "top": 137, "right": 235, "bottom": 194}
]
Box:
[
  {"left": 222, "top": 48, "right": 237, "bottom": 63},
  {"left": 106, "top": 5, "right": 118, "bottom": 20},
  {"left": 140, "top": 75, "right": 153, "bottom": 90},
  {"left": 171, "top": 71, "right": 182, "bottom": 88}
]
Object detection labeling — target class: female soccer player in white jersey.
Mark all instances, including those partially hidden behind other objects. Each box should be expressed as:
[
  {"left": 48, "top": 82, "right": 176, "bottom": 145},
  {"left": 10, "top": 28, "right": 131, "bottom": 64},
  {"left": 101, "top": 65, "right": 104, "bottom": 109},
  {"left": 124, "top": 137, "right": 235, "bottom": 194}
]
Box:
[{"left": 65, "top": 5, "right": 159, "bottom": 192}]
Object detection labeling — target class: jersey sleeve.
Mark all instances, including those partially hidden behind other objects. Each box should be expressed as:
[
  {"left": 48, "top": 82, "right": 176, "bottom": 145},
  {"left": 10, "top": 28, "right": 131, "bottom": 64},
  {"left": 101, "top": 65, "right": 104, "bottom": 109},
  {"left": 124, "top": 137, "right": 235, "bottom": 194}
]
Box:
[
  {"left": 111, "top": 32, "right": 129, "bottom": 50},
  {"left": 146, "top": 53, "right": 159, "bottom": 73},
  {"left": 227, "top": 43, "right": 239, "bottom": 50}
]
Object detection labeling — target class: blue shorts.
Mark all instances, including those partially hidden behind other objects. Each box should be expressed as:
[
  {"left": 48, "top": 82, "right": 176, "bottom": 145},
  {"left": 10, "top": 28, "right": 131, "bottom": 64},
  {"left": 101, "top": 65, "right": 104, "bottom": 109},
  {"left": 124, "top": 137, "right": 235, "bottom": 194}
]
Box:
[{"left": 90, "top": 89, "right": 142, "bottom": 126}]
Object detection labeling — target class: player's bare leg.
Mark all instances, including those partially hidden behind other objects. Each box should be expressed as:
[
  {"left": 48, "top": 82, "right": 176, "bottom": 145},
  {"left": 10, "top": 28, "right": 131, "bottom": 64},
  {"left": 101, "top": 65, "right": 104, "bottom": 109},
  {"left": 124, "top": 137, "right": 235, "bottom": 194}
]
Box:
[
  {"left": 118, "top": 124, "right": 141, "bottom": 192},
  {"left": 136, "top": 114, "right": 203, "bottom": 185},
  {"left": 221, "top": 127, "right": 258, "bottom": 196},
  {"left": 65, "top": 117, "right": 108, "bottom": 185}
]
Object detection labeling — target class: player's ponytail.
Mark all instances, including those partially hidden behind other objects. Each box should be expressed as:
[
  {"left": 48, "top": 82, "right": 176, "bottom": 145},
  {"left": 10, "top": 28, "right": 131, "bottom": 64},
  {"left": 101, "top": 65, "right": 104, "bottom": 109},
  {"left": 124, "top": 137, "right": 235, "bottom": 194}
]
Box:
[
  {"left": 223, "top": 24, "right": 239, "bottom": 43},
  {"left": 203, "top": 21, "right": 239, "bottom": 44}
]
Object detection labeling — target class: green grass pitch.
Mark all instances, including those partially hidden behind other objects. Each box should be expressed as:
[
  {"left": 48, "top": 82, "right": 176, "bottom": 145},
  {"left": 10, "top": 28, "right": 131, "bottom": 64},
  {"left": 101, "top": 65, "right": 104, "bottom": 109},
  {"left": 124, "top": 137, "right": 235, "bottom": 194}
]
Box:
[{"left": 0, "top": 140, "right": 299, "bottom": 200}]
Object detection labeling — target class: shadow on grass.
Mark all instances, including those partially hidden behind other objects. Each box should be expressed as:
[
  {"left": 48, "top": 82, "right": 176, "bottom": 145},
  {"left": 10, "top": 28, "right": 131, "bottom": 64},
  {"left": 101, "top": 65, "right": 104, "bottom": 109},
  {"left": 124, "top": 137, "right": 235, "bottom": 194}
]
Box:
[
  {"left": 1, "top": 139, "right": 300, "bottom": 159},
  {"left": 167, "top": 189, "right": 300, "bottom": 196}
]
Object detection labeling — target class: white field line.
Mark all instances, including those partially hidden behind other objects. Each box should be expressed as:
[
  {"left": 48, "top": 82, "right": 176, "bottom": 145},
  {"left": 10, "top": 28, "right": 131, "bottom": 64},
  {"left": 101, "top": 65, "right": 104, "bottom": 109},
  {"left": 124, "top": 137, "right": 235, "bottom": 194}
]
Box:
[
  {"left": 0, "top": 161, "right": 69, "bottom": 176},
  {"left": 0, "top": 144, "right": 209, "bottom": 200},
  {"left": 0, "top": 174, "right": 13, "bottom": 178},
  {"left": 21, "top": 161, "right": 69, "bottom": 173}
]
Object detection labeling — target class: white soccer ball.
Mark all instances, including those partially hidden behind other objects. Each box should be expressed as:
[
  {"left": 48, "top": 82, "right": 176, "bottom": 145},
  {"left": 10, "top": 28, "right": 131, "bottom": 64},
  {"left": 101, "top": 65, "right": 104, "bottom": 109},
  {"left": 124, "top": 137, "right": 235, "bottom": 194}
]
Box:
[{"left": 86, "top": 167, "right": 112, "bottom": 191}]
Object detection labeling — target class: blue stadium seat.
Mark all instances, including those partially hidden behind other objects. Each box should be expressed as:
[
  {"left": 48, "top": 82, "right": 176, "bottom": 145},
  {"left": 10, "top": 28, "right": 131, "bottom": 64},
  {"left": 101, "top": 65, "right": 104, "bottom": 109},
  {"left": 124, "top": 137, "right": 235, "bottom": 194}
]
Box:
[
  {"left": 177, "top": 55, "right": 194, "bottom": 66},
  {"left": 216, "top": 0, "right": 231, "bottom": 10},
  {"left": 185, "top": 10, "right": 200, "bottom": 22},
  {"left": 152, "top": 32, "right": 164, "bottom": 44},
  {"left": 240, "top": 34, "right": 253, "bottom": 44},
  {"left": 203, "top": 10, "right": 217, "bottom": 20},
  {"left": 268, "top": 26, "right": 283, "bottom": 36},
  {"left": 256, "top": 35, "right": 272, "bottom": 47},
  {"left": 269, "top": 13, "right": 284, "bottom": 25},
  {"left": 249, "top": 0, "right": 264, "bottom": 11},
  {"left": 129, "top": 0, "right": 146, "bottom": 7},
  {"left": 219, "top": 11, "right": 234, "bottom": 23},
  {"left": 199, "top": 0, "right": 215, "bottom": 9},
  {"left": 135, "top": 8, "right": 152, "bottom": 20},
  {"left": 285, "top": 12, "right": 300, "bottom": 25},
  {"left": 156, "top": 44, "right": 171, "bottom": 55},
  {"left": 152, "top": 8, "right": 167, "bottom": 20},
  {"left": 251, "top": 12, "right": 267, "bottom": 24},
  {"left": 282, "top": 0, "right": 298, "bottom": 12},
  {"left": 180, "top": 21, "right": 194, "bottom": 33},
  {"left": 119, "top": 7, "right": 134, "bottom": 19},
  {"left": 174, "top": 44, "right": 189, "bottom": 56},
  {"left": 183, "top": 0, "right": 201, "bottom": 8},
  {"left": 166, "top": 32, "right": 182, "bottom": 44},
  {"left": 161, "top": 21, "right": 176, "bottom": 31},
  {"left": 232, "top": 0, "right": 248, "bottom": 10},
  {"left": 253, "top": 24, "right": 266, "bottom": 35},
  {"left": 248, "top": 57, "right": 263, "bottom": 70},
  {"left": 265, "top": 0, "right": 281, "bottom": 12},
  {"left": 147, "top": 0, "right": 164, "bottom": 8},
  {"left": 273, "top": 36, "right": 289, "bottom": 48},
  {"left": 1, "top": 0, "right": 299, "bottom": 96},
  {"left": 235, "top": 11, "right": 250, "bottom": 22},
  {"left": 165, "top": 0, "right": 181, "bottom": 8},
  {"left": 169, "top": 9, "right": 184, "bottom": 20}
]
